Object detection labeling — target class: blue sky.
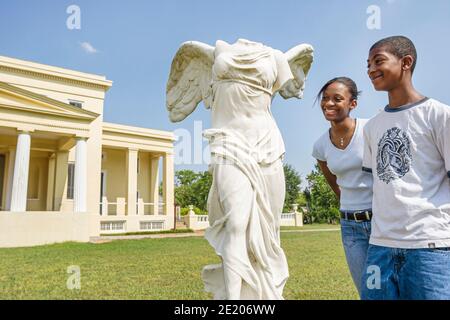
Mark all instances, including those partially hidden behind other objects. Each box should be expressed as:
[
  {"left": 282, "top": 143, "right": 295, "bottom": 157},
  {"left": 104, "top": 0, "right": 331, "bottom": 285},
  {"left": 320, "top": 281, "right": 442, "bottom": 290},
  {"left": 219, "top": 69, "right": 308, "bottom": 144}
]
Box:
[{"left": 1, "top": 0, "right": 450, "bottom": 181}]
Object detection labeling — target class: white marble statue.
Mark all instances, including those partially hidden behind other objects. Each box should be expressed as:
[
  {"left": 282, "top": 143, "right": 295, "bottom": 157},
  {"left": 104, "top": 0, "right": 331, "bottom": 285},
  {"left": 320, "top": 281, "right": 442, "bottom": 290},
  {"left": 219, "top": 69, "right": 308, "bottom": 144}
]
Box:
[{"left": 166, "top": 39, "right": 313, "bottom": 300}]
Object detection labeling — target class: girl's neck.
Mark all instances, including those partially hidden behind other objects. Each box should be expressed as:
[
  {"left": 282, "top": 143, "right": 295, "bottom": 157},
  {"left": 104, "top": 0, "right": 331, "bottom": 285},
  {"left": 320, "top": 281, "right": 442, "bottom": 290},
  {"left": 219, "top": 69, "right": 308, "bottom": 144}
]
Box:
[{"left": 331, "top": 117, "right": 354, "bottom": 133}]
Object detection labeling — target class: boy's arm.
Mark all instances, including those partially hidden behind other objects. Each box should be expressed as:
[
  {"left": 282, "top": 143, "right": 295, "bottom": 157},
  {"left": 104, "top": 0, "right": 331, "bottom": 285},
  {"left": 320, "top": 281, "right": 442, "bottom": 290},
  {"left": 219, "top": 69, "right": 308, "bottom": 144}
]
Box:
[{"left": 362, "top": 125, "right": 373, "bottom": 174}]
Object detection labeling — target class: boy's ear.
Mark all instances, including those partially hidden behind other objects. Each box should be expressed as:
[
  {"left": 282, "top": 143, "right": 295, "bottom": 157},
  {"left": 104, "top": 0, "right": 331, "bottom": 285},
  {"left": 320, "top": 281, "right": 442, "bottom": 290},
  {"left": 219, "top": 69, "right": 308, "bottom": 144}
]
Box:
[{"left": 401, "top": 55, "right": 414, "bottom": 72}]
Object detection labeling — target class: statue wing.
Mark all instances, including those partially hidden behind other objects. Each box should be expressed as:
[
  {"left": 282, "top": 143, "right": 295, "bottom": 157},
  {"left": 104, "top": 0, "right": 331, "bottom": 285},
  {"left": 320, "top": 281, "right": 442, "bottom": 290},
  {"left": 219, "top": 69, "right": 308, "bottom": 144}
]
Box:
[
  {"left": 166, "top": 41, "right": 215, "bottom": 122},
  {"left": 279, "top": 44, "right": 314, "bottom": 99}
]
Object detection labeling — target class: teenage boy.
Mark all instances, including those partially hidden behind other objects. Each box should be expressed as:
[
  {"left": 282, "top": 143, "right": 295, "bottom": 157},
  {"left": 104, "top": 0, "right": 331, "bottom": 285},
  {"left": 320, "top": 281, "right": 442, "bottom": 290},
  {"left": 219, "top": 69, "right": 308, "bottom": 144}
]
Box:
[{"left": 361, "top": 35, "right": 450, "bottom": 299}]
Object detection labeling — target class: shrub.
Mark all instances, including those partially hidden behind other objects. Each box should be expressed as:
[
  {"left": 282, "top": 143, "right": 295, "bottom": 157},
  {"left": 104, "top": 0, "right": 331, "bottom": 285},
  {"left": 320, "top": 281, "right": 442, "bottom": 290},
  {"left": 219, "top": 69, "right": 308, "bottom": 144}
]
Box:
[{"left": 180, "top": 206, "right": 208, "bottom": 216}]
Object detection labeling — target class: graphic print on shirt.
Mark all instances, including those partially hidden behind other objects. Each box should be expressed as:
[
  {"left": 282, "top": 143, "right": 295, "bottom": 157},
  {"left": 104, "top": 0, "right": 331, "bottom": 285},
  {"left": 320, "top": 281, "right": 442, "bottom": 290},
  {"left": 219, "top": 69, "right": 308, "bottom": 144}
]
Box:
[{"left": 376, "top": 127, "right": 412, "bottom": 184}]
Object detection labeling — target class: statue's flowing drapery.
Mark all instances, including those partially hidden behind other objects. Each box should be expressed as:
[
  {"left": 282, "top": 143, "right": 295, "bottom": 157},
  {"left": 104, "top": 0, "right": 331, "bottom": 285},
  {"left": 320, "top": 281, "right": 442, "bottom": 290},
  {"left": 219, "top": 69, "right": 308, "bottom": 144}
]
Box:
[
  {"left": 200, "top": 40, "right": 293, "bottom": 300},
  {"left": 202, "top": 129, "right": 289, "bottom": 300}
]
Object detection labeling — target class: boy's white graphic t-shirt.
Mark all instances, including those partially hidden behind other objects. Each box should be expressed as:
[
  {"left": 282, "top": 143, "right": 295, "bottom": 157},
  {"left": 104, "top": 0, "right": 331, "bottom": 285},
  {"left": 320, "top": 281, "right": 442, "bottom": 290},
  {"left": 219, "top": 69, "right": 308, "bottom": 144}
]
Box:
[
  {"left": 312, "top": 118, "right": 373, "bottom": 211},
  {"left": 363, "top": 97, "right": 450, "bottom": 248}
]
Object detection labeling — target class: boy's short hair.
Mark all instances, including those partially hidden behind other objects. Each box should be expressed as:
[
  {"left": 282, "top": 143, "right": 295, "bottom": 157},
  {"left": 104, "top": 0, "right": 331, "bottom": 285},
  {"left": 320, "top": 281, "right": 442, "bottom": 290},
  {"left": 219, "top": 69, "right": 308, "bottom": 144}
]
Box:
[{"left": 370, "top": 36, "right": 417, "bottom": 73}]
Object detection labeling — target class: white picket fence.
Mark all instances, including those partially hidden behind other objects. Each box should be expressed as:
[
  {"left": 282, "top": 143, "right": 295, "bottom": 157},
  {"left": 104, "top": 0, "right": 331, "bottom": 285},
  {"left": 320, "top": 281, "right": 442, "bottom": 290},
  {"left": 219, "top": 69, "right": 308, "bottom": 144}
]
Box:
[{"left": 182, "top": 205, "right": 305, "bottom": 230}]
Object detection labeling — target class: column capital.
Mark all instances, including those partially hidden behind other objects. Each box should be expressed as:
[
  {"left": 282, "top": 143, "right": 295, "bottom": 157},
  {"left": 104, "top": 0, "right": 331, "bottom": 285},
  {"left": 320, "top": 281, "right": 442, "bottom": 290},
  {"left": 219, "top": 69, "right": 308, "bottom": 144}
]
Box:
[
  {"left": 127, "top": 148, "right": 139, "bottom": 153},
  {"left": 16, "top": 128, "right": 34, "bottom": 134}
]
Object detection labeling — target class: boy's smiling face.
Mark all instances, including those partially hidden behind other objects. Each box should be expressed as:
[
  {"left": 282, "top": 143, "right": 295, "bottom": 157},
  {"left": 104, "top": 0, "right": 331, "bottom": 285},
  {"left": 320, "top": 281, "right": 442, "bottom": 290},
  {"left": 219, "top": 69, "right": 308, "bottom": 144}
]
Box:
[{"left": 367, "top": 46, "right": 404, "bottom": 91}]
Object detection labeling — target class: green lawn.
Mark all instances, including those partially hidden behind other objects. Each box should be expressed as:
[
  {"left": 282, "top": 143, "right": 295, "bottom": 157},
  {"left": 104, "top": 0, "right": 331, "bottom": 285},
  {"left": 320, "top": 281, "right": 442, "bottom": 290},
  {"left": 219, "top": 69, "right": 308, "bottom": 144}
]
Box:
[
  {"left": 0, "top": 226, "right": 357, "bottom": 300},
  {"left": 281, "top": 223, "right": 340, "bottom": 231}
]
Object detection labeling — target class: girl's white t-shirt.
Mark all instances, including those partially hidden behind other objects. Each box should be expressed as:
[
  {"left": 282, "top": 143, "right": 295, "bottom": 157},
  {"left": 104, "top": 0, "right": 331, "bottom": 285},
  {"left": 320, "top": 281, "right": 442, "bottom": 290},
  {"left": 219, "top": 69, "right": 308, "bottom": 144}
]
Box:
[{"left": 312, "top": 118, "right": 373, "bottom": 211}]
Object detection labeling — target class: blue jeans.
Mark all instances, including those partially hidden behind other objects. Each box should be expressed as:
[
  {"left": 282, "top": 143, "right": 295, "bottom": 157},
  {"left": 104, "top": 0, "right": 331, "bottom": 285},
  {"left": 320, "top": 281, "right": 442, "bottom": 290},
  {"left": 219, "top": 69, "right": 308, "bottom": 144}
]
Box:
[
  {"left": 340, "top": 218, "right": 371, "bottom": 297},
  {"left": 361, "top": 244, "right": 450, "bottom": 300}
]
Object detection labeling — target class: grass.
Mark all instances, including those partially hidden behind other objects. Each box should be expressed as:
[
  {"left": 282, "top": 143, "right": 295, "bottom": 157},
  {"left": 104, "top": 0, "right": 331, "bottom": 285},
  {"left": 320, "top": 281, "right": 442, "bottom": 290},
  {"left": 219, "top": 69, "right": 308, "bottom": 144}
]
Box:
[
  {"left": 281, "top": 223, "right": 340, "bottom": 231},
  {"left": 0, "top": 225, "right": 357, "bottom": 300},
  {"left": 100, "top": 228, "right": 194, "bottom": 237}
]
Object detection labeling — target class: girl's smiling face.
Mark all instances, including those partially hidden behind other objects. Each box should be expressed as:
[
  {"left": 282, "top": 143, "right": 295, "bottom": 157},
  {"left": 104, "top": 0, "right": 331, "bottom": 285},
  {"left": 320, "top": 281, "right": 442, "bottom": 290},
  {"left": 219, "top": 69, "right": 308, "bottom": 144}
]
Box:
[{"left": 320, "top": 82, "right": 356, "bottom": 122}]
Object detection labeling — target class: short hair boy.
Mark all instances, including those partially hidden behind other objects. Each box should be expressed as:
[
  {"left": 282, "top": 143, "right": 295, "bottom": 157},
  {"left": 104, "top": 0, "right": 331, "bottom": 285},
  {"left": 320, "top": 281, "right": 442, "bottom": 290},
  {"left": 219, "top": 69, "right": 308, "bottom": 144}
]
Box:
[{"left": 361, "top": 35, "right": 450, "bottom": 299}]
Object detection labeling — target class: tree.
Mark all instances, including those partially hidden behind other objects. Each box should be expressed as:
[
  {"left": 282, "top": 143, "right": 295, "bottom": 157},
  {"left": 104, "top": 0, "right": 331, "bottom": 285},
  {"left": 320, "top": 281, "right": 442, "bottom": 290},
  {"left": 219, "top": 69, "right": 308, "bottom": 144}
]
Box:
[
  {"left": 174, "top": 169, "right": 212, "bottom": 212},
  {"left": 191, "top": 170, "right": 212, "bottom": 211},
  {"left": 305, "top": 163, "right": 340, "bottom": 224},
  {"left": 283, "top": 163, "right": 302, "bottom": 212},
  {"left": 175, "top": 164, "right": 303, "bottom": 215},
  {"left": 174, "top": 170, "right": 197, "bottom": 208},
  {"left": 295, "top": 192, "right": 308, "bottom": 207},
  {"left": 175, "top": 170, "right": 199, "bottom": 186}
]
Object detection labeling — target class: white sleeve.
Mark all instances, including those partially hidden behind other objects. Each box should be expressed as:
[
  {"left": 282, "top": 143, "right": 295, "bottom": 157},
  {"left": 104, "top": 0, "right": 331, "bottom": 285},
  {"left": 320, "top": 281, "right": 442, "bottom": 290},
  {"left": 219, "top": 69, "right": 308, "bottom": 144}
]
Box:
[
  {"left": 272, "top": 49, "right": 294, "bottom": 93},
  {"left": 434, "top": 105, "right": 450, "bottom": 178},
  {"left": 312, "top": 138, "right": 326, "bottom": 162},
  {"left": 362, "top": 124, "right": 373, "bottom": 174}
]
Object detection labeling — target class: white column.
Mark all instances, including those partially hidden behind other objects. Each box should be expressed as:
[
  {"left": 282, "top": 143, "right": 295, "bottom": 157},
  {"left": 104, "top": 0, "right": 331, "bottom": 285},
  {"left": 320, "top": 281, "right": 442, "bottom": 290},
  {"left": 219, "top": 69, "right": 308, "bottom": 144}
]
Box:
[
  {"left": 53, "top": 151, "right": 69, "bottom": 211},
  {"left": 46, "top": 154, "right": 56, "bottom": 211},
  {"left": 10, "top": 132, "right": 31, "bottom": 212},
  {"left": 101, "top": 196, "right": 108, "bottom": 216},
  {"left": 149, "top": 155, "right": 160, "bottom": 215},
  {"left": 126, "top": 148, "right": 138, "bottom": 216},
  {"left": 74, "top": 137, "right": 87, "bottom": 213},
  {"left": 5, "top": 147, "right": 16, "bottom": 210},
  {"left": 163, "top": 153, "right": 174, "bottom": 218}
]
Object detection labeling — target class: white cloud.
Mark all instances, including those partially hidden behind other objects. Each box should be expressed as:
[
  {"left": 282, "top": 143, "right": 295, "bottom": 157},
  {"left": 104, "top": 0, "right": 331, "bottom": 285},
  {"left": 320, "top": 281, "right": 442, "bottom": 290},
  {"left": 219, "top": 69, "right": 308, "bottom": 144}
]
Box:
[{"left": 80, "top": 42, "right": 98, "bottom": 54}]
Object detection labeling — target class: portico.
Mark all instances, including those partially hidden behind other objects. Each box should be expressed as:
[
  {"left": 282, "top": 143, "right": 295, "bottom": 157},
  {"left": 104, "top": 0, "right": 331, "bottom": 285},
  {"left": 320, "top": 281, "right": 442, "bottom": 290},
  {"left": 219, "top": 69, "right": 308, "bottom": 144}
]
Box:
[
  {"left": 0, "top": 55, "right": 175, "bottom": 247},
  {"left": 0, "top": 82, "right": 96, "bottom": 214},
  {"left": 99, "top": 122, "right": 175, "bottom": 233}
]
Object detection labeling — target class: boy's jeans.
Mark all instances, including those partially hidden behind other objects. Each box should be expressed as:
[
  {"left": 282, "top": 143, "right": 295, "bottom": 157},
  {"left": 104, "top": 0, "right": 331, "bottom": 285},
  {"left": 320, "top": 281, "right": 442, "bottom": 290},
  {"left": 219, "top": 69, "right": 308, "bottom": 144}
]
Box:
[
  {"left": 340, "top": 218, "right": 371, "bottom": 297},
  {"left": 361, "top": 244, "right": 450, "bottom": 300}
]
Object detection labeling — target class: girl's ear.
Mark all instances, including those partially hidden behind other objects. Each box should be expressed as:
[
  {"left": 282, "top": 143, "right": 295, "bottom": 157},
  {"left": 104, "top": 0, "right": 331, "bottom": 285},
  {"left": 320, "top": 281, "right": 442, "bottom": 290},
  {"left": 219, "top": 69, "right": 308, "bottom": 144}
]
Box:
[{"left": 350, "top": 99, "right": 357, "bottom": 110}]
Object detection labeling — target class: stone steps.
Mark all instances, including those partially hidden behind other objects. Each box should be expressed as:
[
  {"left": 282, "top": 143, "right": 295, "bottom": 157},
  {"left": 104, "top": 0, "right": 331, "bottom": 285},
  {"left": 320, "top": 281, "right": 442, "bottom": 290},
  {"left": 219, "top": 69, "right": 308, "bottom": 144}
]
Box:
[{"left": 175, "top": 221, "right": 188, "bottom": 229}]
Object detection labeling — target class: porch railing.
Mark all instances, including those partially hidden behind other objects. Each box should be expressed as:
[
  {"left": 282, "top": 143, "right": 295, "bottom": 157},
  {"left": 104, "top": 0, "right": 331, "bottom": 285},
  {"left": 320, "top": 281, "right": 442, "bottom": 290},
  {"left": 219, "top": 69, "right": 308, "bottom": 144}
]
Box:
[
  {"left": 136, "top": 199, "right": 165, "bottom": 215},
  {"left": 100, "top": 197, "right": 164, "bottom": 215},
  {"left": 100, "top": 197, "right": 127, "bottom": 215}
]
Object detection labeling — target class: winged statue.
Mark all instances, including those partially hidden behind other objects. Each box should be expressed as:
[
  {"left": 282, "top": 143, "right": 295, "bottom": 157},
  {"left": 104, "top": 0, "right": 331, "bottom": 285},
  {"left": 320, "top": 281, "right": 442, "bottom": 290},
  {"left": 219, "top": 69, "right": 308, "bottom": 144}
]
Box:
[
  {"left": 166, "top": 40, "right": 313, "bottom": 122},
  {"left": 166, "top": 39, "right": 314, "bottom": 300}
]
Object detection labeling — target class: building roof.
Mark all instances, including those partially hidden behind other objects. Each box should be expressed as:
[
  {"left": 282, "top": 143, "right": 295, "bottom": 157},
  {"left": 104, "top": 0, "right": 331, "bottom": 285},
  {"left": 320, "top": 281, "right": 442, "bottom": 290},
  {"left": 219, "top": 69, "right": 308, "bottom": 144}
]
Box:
[{"left": 0, "top": 55, "right": 113, "bottom": 91}]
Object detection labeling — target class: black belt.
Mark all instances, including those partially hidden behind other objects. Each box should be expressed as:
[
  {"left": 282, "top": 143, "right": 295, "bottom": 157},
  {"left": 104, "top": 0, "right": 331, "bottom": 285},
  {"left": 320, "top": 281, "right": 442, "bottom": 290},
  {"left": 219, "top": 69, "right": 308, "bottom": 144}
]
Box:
[{"left": 340, "top": 210, "right": 372, "bottom": 222}]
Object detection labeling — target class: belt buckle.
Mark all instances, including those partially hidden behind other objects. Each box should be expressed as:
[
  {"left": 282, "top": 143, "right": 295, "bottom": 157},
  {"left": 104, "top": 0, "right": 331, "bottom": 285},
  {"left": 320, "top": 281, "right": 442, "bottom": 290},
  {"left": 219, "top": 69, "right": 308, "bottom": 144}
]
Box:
[
  {"left": 354, "top": 211, "right": 360, "bottom": 222},
  {"left": 365, "top": 211, "right": 370, "bottom": 220}
]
